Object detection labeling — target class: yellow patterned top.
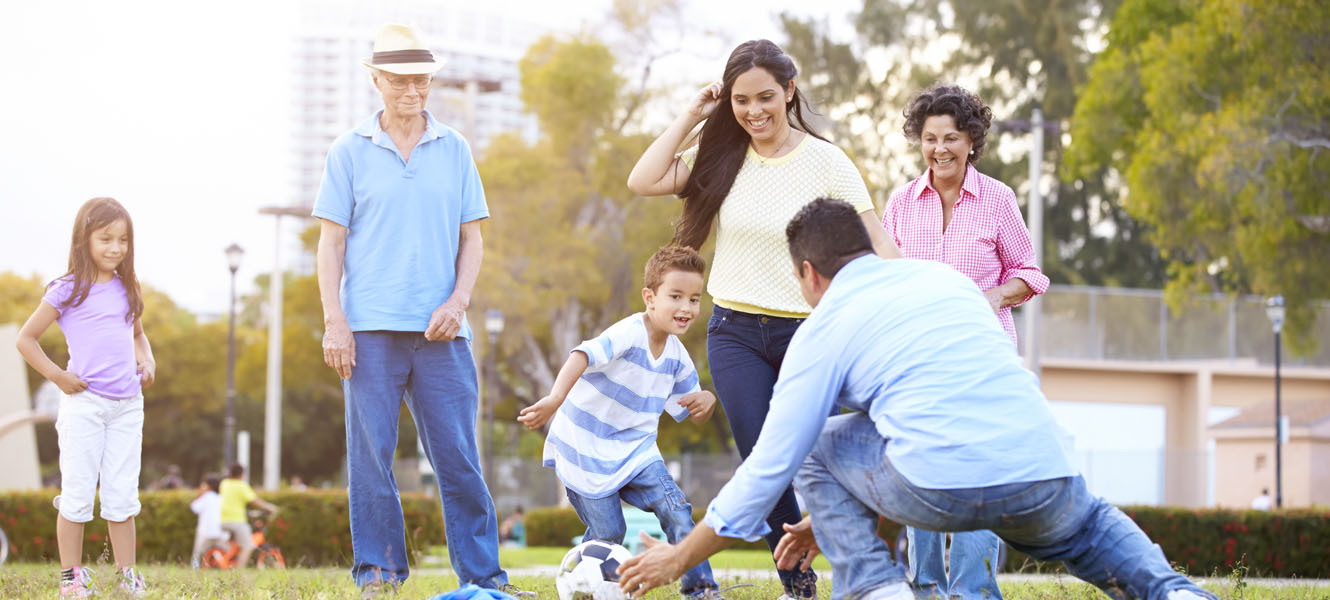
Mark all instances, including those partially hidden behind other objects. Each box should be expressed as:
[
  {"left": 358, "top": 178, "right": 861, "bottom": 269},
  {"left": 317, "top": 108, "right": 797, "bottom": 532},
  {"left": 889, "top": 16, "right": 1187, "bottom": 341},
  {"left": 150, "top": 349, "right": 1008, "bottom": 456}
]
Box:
[{"left": 680, "top": 134, "right": 874, "bottom": 317}]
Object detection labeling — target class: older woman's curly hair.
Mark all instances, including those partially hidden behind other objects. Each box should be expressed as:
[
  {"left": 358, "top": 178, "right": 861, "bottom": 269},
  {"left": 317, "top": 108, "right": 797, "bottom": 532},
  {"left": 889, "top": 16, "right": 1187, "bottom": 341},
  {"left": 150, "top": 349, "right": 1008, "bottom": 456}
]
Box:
[{"left": 902, "top": 83, "right": 993, "bottom": 164}]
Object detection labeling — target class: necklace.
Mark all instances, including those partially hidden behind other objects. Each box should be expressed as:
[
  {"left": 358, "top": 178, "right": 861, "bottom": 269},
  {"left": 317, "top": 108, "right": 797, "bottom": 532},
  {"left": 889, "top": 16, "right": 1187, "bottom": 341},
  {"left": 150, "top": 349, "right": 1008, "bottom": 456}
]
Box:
[{"left": 751, "top": 126, "right": 794, "bottom": 165}]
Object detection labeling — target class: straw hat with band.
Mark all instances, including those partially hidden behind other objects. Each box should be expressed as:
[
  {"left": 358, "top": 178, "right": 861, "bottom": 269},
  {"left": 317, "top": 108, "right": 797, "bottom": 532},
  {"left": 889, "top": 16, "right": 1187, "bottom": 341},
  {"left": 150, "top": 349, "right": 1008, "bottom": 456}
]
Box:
[{"left": 362, "top": 24, "right": 444, "bottom": 75}]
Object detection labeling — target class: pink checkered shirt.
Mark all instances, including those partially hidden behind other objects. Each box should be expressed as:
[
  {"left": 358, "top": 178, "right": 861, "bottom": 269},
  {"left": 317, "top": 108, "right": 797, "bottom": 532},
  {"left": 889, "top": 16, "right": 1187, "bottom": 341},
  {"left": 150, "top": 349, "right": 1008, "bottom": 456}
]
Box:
[{"left": 882, "top": 164, "right": 1049, "bottom": 345}]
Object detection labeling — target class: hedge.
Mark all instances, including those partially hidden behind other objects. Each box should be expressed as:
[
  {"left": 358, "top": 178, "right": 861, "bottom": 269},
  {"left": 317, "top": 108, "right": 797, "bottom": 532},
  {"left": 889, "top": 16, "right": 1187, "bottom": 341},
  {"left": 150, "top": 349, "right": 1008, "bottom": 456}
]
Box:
[
  {"left": 0, "top": 489, "right": 444, "bottom": 567},
  {"left": 6, "top": 491, "right": 1326, "bottom": 577},
  {"left": 528, "top": 505, "right": 1330, "bottom": 578}
]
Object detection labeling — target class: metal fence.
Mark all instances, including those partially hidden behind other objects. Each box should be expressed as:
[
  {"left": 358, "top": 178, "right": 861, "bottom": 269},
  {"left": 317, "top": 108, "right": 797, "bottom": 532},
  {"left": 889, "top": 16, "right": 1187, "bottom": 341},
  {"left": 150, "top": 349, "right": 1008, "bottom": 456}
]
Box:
[{"left": 1015, "top": 285, "right": 1330, "bottom": 366}]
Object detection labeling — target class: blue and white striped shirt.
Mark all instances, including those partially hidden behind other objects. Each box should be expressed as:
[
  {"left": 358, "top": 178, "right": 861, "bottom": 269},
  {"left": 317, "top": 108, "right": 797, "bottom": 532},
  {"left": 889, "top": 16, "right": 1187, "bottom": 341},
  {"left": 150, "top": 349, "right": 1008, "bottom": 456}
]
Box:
[{"left": 543, "top": 313, "right": 698, "bottom": 498}]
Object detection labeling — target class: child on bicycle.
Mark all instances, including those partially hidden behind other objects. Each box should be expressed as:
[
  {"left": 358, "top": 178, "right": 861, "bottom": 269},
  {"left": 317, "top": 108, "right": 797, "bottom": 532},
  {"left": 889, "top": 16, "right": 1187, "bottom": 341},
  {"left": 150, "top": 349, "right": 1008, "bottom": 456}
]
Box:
[
  {"left": 16, "top": 197, "right": 154, "bottom": 597},
  {"left": 190, "top": 475, "right": 224, "bottom": 568},
  {"left": 219, "top": 463, "right": 279, "bottom": 568}
]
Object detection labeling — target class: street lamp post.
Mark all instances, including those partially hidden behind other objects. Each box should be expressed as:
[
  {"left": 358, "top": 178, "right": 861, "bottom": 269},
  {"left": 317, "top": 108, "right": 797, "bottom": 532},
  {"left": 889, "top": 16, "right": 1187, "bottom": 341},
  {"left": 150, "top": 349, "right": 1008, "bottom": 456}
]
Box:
[
  {"left": 223, "top": 244, "right": 244, "bottom": 467},
  {"left": 1265, "top": 295, "right": 1285, "bottom": 509},
  {"left": 483, "top": 309, "right": 505, "bottom": 488}
]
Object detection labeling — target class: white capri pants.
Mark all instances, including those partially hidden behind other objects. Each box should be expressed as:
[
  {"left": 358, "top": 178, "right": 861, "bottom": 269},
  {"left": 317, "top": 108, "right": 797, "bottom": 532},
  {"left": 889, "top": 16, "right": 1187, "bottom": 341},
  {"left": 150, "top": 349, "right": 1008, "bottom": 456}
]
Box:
[{"left": 56, "top": 390, "right": 144, "bottom": 523}]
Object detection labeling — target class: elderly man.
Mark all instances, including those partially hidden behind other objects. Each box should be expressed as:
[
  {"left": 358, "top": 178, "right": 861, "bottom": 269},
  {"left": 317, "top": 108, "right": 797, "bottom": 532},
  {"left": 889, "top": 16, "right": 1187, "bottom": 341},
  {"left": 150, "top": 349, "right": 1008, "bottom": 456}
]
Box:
[
  {"left": 618, "top": 199, "right": 1215, "bottom": 600},
  {"left": 312, "top": 24, "right": 519, "bottom": 597}
]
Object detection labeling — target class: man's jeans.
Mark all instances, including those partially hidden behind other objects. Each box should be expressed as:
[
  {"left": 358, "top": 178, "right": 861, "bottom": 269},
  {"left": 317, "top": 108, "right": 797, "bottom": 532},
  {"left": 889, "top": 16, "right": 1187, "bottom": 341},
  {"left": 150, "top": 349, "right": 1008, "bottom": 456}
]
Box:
[
  {"left": 795, "top": 413, "right": 1216, "bottom": 600},
  {"left": 707, "top": 305, "right": 817, "bottom": 595},
  {"left": 344, "top": 332, "right": 505, "bottom": 588},
  {"left": 565, "top": 461, "right": 718, "bottom": 597},
  {"left": 907, "top": 528, "right": 1003, "bottom": 599}
]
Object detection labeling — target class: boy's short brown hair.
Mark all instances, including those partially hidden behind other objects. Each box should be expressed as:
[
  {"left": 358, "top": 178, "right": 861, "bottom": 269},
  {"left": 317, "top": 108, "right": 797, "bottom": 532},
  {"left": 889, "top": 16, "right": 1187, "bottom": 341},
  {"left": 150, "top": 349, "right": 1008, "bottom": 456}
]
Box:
[{"left": 644, "top": 245, "right": 706, "bottom": 291}]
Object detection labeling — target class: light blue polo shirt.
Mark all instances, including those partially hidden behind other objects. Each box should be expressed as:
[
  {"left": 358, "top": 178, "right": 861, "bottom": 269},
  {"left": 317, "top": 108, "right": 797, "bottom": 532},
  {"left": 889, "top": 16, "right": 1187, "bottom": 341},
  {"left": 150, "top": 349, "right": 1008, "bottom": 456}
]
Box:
[{"left": 312, "top": 110, "right": 489, "bottom": 336}]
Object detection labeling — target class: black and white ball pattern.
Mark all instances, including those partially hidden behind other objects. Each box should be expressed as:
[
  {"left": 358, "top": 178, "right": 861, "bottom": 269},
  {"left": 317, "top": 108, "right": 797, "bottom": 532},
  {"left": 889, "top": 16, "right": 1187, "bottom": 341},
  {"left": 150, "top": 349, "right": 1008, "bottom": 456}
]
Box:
[{"left": 556, "top": 540, "right": 635, "bottom": 600}]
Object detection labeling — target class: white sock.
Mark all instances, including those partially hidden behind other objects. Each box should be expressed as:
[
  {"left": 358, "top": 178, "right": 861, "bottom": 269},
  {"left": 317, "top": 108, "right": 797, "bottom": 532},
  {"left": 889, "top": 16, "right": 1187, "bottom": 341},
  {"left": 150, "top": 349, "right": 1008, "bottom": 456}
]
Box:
[{"left": 1166, "top": 591, "right": 1209, "bottom": 600}]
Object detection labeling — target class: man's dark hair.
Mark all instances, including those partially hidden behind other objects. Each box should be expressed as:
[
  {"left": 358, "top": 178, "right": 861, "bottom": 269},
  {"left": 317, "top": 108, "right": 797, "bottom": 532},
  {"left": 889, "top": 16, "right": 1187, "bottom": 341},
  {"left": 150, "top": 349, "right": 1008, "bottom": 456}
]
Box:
[
  {"left": 228, "top": 463, "right": 245, "bottom": 479},
  {"left": 786, "top": 198, "right": 874, "bottom": 278}
]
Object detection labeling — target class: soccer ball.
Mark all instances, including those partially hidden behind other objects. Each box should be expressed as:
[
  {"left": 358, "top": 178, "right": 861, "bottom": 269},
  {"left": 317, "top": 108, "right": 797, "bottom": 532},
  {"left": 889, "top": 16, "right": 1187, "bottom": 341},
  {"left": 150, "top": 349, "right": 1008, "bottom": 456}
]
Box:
[{"left": 555, "top": 539, "right": 634, "bottom": 600}]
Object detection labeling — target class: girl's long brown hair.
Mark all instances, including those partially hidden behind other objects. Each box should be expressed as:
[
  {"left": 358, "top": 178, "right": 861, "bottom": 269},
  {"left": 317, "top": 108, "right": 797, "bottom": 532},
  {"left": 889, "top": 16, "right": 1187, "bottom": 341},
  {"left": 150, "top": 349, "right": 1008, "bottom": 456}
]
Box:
[
  {"left": 52, "top": 197, "right": 144, "bottom": 323},
  {"left": 673, "top": 39, "right": 827, "bottom": 250}
]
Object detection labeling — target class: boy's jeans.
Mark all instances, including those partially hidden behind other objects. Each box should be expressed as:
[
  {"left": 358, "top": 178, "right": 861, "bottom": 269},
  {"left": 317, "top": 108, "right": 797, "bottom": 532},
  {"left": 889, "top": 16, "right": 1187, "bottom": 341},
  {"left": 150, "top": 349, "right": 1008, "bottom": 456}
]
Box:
[
  {"left": 344, "top": 332, "right": 506, "bottom": 589},
  {"left": 906, "top": 528, "right": 1003, "bottom": 599},
  {"left": 795, "top": 413, "right": 1216, "bottom": 600},
  {"left": 565, "top": 461, "right": 718, "bottom": 597}
]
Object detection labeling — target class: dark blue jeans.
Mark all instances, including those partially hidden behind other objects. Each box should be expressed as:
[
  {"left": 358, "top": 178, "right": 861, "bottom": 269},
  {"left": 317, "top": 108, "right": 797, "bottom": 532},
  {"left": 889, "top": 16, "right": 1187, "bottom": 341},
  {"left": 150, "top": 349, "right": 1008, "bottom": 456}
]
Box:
[
  {"left": 566, "top": 461, "right": 718, "bottom": 597},
  {"left": 344, "top": 332, "right": 505, "bottom": 589},
  {"left": 706, "top": 305, "right": 817, "bottom": 596}
]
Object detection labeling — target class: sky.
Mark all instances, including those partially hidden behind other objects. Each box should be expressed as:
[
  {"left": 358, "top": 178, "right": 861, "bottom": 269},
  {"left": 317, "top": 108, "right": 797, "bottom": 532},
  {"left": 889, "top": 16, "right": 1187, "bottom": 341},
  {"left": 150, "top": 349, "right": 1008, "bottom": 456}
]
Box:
[{"left": 0, "top": 0, "right": 861, "bottom": 318}]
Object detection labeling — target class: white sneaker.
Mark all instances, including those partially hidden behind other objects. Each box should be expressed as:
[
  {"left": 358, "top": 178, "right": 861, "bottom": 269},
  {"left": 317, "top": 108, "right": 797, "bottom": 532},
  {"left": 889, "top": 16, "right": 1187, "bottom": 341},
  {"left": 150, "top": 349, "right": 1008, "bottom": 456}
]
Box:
[{"left": 1166, "top": 592, "right": 1210, "bottom": 600}]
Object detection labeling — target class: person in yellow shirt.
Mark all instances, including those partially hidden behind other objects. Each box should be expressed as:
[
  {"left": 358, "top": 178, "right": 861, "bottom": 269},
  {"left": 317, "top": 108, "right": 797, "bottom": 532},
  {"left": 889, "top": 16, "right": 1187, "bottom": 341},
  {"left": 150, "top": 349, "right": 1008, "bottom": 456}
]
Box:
[{"left": 218, "top": 463, "right": 278, "bottom": 568}]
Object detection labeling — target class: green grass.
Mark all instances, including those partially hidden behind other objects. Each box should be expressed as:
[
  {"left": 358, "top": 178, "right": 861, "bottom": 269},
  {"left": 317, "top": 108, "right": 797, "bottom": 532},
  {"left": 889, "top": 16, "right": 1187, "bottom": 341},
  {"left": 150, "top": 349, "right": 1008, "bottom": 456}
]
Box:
[
  {"left": 488, "top": 546, "right": 832, "bottom": 572},
  {"left": 1, "top": 562, "right": 1325, "bottom": 599}
]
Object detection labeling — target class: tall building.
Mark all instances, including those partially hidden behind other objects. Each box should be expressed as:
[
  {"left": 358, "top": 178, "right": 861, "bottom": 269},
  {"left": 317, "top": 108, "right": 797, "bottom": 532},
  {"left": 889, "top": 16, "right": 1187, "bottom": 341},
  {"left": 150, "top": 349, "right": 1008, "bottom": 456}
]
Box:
[{"left": 290, "top": 0, "right": 548, "bottom": 209}]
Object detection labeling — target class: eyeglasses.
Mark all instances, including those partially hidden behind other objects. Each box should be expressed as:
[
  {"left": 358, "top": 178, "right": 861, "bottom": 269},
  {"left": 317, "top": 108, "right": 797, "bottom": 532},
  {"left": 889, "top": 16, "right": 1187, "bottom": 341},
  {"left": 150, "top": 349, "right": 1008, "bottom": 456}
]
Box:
[{"left": 381, "top": 74, "right": 432, "bottom": 91}]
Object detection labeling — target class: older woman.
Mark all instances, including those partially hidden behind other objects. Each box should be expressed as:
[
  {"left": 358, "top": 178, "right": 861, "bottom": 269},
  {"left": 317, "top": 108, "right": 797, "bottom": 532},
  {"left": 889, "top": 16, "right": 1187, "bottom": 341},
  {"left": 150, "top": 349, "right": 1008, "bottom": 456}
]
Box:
[
  {"left": 881, "top": 83, "right": 1050, "bottom": 600},
  {"left": 627, "top": 39, "right": 899, "bottom": 597}
]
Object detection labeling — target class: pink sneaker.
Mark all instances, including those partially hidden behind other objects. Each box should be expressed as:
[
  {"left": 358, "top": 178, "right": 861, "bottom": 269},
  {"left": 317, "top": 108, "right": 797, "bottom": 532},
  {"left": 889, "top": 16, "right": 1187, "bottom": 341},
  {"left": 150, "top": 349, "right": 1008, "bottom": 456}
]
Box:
[{"left": 59, "top": 566, "right": 97, "bottom": 598}]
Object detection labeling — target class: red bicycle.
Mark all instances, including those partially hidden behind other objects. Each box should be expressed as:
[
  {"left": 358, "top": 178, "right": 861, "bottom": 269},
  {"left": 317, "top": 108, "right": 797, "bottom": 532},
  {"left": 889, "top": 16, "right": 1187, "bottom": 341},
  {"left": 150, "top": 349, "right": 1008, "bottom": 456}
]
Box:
[{"left": 201, "top": 509, "right": 286, "bottom": 569}]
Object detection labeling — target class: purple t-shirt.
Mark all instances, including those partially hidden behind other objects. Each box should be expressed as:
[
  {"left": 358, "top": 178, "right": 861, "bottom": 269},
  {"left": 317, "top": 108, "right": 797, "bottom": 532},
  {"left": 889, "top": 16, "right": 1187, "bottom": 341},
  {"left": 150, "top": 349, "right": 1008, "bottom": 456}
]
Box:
[{"left": 42, "top": 275, "right": 141, "bottom": 399}]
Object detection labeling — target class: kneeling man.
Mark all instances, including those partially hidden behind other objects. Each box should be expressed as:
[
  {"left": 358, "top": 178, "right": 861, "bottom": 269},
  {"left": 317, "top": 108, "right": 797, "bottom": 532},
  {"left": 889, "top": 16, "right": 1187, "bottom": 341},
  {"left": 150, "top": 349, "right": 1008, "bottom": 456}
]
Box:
[{"left": 618, "top": 198, "right": 1214, "bottom": 600}]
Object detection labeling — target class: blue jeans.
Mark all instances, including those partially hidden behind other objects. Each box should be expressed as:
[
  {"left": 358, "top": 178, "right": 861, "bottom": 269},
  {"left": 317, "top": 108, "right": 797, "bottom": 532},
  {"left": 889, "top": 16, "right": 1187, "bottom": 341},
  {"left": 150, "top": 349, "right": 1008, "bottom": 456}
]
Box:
[
  {"left": 907, "top": 528, "right": 1003, "bottom": 599},
  {"left": 565, "top": 461, "right": 717, "bottom": 597},
  {"left": 707, "top": 306, "right": 817, "bottom": 595},
  {"left": 796, "top": 413, "right": 1216, "bottom": 600},
  {"left": 344, "top": 332, "right": 505, "bottom": 588}
]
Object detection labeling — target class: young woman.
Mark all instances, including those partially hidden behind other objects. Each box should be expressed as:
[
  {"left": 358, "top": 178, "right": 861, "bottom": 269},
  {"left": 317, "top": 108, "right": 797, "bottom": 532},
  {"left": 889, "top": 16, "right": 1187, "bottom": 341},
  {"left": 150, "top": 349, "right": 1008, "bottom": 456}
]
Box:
[{"left": 627, "top": 39, "right": 898, "bottom": 597}]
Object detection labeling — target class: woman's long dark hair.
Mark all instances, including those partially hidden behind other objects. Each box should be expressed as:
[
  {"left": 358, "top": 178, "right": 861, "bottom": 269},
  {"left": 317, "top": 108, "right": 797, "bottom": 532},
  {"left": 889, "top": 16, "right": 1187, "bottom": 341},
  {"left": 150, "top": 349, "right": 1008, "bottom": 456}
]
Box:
[
  {"left": 52, "top": 197, "right": 144, "bottom": 323},
  {"left": 673, "top": 39, "right": 827, "bottom": 250}
]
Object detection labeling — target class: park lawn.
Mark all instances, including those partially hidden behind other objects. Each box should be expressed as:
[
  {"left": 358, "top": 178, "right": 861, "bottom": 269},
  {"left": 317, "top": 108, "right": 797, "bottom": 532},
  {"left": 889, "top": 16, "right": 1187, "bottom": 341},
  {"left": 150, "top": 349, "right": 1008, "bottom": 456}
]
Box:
[
  {"left": 1, "top": 563, "right": 1326, "bottom": 599},
  {"left": 489, "top": 545, "right": 834, "bottom": 571}
]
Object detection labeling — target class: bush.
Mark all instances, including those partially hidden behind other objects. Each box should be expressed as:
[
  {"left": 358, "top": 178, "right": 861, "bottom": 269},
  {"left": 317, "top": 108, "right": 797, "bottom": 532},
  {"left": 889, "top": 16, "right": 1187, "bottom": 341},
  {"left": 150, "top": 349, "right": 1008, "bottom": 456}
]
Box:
[
  {"left": 0, "top": 489, "right": 444, "bottom": 567},
  {"left": 877, "top": 506, "right": 1330, "bottom": 578}
]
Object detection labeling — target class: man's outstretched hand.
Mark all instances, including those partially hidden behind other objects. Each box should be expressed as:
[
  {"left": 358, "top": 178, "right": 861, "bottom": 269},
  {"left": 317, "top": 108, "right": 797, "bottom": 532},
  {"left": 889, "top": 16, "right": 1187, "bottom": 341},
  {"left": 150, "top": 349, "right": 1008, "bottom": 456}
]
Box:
[
  {"left": 773, "top": 516, "right": 820, "bottom": 571},
  {"left": 617, "top": 532, "right": 683, "bottom": 598}
]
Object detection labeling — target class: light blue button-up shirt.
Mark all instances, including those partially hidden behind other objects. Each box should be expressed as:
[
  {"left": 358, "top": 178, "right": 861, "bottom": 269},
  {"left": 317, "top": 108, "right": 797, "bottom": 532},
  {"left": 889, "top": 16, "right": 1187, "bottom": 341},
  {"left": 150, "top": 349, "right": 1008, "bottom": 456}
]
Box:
[
  {"left": 704, "top": 255, "right": 1076, "bottom": 541},
  {"left": 312, "top": 110, "right": 489, "bottom": 336}
]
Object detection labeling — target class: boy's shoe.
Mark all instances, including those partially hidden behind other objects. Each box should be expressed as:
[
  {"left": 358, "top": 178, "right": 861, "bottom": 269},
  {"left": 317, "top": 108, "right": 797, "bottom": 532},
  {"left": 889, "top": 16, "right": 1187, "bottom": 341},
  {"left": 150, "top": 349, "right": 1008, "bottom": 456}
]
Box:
[
  {"left": 782, "top": 569, "right": 818, "bottom": 599},
  {"left": 59, "top": 566, "right": 97, "bottom": 598},
  {"left": 1167, "top": 592, "right": 1212, "bottom": 600},
  {"left": 118, "top": 567, "right": 148, "bottom": 597},
  {"left": 499, "top": 583, "right": 537, "bottom": 598},
  {"left": 689, "top": 589, "right": 726, "bottom": 600}
]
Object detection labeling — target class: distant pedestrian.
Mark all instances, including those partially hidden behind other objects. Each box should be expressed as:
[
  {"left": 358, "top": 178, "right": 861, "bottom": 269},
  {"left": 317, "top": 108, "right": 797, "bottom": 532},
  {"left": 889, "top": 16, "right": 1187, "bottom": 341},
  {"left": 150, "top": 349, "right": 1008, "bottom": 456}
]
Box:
[
  {"left": 1251, "top": 488, "right": 1272, "bottom": 511},
  {"left": 189, "top": 475, "right": 224, "bottom": 568},
  {"left": 152, "top": 464, "right": 185, "bottom": 490}
]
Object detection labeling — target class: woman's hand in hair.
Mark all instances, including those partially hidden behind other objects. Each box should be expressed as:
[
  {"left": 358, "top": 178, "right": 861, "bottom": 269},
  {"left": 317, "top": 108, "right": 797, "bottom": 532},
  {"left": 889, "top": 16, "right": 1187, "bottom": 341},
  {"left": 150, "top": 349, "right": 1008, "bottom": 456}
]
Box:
[{"left": 687, "top": 82, "right": 724, "bottom": 120}]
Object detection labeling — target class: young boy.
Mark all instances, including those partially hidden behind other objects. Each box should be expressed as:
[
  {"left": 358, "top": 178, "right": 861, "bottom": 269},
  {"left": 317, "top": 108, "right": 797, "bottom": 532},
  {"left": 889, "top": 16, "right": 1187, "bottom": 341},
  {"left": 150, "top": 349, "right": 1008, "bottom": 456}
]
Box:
[
  {"left": 189, "top": 475, "right": 224, "bottom": 568},
  {"left": 518, "top": 245, "right": 721, "bottom": 599}
]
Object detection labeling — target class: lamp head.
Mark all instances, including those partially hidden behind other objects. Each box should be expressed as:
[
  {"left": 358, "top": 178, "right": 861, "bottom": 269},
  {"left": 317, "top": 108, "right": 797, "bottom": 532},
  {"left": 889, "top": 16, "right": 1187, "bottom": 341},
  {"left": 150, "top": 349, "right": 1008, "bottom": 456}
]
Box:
[
  {"left": 225, "top": 243, "right": 245, "bottom": 273},
  {"left": 1265, "top": 295, "right": 1285, "bottom": 333}
]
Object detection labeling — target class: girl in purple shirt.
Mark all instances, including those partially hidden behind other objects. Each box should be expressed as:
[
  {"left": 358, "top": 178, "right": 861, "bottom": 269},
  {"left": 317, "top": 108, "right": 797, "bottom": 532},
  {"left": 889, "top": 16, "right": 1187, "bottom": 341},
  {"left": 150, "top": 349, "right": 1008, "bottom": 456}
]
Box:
[{"left": 16, "top": 197, "right": 155, "bottom": 597}]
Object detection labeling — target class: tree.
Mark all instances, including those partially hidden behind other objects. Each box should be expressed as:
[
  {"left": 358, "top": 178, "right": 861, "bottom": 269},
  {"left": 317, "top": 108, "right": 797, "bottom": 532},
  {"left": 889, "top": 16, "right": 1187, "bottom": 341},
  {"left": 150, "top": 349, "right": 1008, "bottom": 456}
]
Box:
[
  {"left": 1064, "top": 0, "right": 1330, "bottom": 353},
  {"left": 780, "top": 0, "right": 1168, "bottom": 287}
]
